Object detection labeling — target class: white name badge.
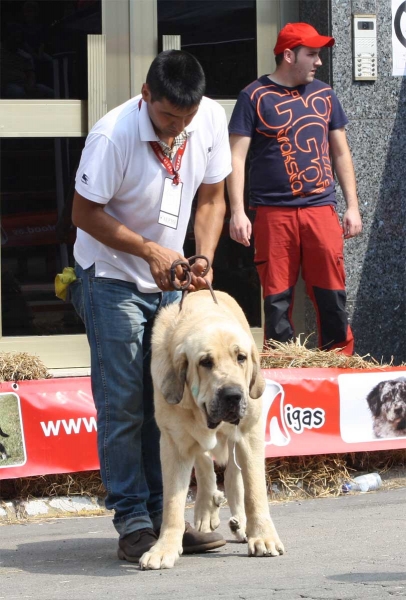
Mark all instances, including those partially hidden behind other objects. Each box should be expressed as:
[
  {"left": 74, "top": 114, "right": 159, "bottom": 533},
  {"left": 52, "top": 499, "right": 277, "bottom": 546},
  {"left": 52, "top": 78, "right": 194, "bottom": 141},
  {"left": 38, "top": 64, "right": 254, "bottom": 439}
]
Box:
[{"left": 158, "top": 177, "right": 183, "bottom": 229}]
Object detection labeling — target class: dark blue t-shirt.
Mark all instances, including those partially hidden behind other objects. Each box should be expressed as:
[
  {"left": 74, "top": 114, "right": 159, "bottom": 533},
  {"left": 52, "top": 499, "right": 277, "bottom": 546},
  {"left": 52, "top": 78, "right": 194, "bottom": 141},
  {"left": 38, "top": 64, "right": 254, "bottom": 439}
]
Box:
[{"left": 229, "top": 76, "right": 348, "bottom": 208}]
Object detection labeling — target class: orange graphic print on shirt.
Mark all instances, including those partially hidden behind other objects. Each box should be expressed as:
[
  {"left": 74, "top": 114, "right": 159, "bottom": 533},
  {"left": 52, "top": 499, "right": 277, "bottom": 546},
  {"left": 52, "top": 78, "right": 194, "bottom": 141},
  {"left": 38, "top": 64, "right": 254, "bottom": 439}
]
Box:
[
  {"left": 251, "top": 83, "right": 334, "bottom": 198},
  {"left": 228, "top": 77, "right": 348, "bottom": 207}
]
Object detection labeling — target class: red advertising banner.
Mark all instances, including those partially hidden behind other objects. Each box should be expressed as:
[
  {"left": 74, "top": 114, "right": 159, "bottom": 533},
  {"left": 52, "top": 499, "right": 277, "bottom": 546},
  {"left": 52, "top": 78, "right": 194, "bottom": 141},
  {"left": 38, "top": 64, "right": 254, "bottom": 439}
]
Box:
[
  {"left": 1, "top": 369, "right": 406, "bottom": 479},
  {"left": 0, "top": 378, "right": 99, "bottom": 479},
  {"left": 262, "top": 368, "right": 406, "bottom": 457}
]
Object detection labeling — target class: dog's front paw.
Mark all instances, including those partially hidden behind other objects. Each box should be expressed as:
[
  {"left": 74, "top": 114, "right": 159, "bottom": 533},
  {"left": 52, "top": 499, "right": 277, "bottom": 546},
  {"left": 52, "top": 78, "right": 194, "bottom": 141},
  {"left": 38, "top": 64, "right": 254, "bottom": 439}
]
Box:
[
  {"left": 247, "top": 530, "right": 285, "bottom": 557},
  {"left": 228, "top": 516, "right": 247, "bottom": 543},
  {"left": 139, "top": 544, "right": 182, "bottom": 570},
  {"left": 195, "top": 490, "right": 225, "bottom": 532}
]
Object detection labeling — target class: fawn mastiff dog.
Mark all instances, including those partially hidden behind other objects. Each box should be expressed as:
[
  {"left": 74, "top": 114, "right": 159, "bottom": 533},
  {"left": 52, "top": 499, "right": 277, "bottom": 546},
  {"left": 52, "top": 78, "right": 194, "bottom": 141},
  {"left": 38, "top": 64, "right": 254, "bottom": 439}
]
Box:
[{"left": 140, "top": 290, "right": 284, "bottom": 569}]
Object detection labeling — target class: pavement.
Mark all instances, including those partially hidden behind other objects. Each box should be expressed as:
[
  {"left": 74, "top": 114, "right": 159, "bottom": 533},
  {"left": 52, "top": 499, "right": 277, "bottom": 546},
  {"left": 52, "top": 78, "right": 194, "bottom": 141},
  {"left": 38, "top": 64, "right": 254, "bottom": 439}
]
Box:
[{"left": 1, "top": 487, "right": 406, "bottom": 599}]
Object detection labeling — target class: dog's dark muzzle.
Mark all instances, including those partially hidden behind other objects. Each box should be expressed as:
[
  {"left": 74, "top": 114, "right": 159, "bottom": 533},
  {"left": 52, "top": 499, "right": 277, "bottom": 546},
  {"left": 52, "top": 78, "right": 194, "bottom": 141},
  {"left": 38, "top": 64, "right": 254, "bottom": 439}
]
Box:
[{"left": 205, "top": 385, "right": 247, "bottom": 429}]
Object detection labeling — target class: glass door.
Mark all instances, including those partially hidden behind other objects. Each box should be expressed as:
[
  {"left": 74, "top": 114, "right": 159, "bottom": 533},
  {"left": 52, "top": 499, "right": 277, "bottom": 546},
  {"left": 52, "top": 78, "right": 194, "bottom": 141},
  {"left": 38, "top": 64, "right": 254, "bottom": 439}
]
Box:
[
  {"left": 0, "top": 0, "right": 130, "bottom": 369},
  {"left": 155, "top": 0, "right": 285, "bottom": 342},
  {"left": 154, "top": 0, "right": 301, "bottom": 344},
  {"left": 157, "top": 1, "right": 261, "bottom": 333},
  {"left": 158, "top": 1, "right": 258, "bottom": 99}
]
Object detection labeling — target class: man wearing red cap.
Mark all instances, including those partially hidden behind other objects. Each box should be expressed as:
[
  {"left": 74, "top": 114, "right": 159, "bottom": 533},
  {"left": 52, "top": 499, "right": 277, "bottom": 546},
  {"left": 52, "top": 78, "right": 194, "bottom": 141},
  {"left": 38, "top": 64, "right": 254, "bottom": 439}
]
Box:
[{"left": 227, "top": 22, "right": 362, "bottom": 354}]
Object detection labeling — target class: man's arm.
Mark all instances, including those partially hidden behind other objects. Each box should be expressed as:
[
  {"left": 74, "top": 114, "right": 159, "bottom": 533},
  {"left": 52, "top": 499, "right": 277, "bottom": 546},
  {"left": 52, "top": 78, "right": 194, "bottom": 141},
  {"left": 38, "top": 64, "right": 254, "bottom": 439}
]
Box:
[
  {"left": 191, "top": 180, "right": 226, "bottom": 289},
  {"left": 72, "top": 191, "right": 185, "bottom": 289},
  {"left": 329, "top": 127, "right": 362, "bottom": 239},
  {"left": 227, "top": 135, "right": 252, "bottom": 246}
]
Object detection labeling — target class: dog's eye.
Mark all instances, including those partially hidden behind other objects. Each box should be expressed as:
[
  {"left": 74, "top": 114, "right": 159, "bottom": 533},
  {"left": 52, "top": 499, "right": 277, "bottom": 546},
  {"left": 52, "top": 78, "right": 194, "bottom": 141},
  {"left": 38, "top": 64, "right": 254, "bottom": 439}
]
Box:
[
  {"left": 199, "top": 357, "right": 214, "bottom": 369},
  {"left": 237, "top": 354, "right": 247, "bottom": 364}
]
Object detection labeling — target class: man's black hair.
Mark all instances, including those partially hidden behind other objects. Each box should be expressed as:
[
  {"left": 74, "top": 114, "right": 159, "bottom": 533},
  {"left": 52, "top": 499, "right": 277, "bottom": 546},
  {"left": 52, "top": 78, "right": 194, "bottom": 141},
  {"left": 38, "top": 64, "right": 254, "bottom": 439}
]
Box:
[
  {"left": 146, "top": 50, "right": 206, "bottom": 108},
  {"left": 275, "top": 46, "right": 302, "bottom": 66}
]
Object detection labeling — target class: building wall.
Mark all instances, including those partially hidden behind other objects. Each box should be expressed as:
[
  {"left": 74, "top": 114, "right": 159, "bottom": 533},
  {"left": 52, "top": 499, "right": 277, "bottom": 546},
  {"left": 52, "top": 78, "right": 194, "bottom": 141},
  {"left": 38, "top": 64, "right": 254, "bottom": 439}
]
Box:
[{"left": 301, "top": 0, "right": 406, "bottom": 364}]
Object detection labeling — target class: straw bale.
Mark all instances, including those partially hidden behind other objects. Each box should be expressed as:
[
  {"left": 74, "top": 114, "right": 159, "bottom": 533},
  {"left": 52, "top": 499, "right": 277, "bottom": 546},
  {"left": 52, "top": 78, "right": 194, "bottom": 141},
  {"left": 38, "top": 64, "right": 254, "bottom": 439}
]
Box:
[
  {"left": 267, "top": 450, "right": 406, "bottom": 500},
  {"left": 260, "top": 336, "right": 404, "bottom": 370},
  {"left": 0, "top": 471, "right": 105, "bottom": 501},
  {"left": 1, "top": 450, "right": 405, "bottom": 503},
  {"left": 0, "top": 352, "right": 50, "bottom": 382}
]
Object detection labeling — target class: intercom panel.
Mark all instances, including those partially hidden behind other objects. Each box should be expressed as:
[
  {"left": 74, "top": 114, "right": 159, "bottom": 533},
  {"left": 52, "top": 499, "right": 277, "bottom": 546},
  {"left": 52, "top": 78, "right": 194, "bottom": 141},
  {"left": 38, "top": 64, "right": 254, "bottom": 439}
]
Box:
[{"left": 352, "top": 14, "right": 377, "bottom": 81}]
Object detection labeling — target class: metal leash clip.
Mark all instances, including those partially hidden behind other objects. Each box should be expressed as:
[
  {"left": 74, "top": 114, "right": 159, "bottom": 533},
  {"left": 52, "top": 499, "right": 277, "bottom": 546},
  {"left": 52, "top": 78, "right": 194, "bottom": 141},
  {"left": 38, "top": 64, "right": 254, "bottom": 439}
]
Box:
[{"left": 169, "top": 254, "right": 217, "bottom": 309}]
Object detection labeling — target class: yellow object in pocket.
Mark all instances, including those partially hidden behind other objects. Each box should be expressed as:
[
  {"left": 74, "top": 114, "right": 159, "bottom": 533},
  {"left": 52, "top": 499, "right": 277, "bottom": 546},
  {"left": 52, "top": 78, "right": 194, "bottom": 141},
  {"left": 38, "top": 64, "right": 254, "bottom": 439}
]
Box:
[{"left": 55, "top": 267, "right": 77, "bottom": 301}]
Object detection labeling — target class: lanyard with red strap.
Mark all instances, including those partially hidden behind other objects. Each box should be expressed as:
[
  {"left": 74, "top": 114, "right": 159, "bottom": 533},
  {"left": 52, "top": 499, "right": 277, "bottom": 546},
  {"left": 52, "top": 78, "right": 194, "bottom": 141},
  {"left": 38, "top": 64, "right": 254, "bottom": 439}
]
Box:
[{"left": 139, "top": 99, "right": 187, "bottom": 186}]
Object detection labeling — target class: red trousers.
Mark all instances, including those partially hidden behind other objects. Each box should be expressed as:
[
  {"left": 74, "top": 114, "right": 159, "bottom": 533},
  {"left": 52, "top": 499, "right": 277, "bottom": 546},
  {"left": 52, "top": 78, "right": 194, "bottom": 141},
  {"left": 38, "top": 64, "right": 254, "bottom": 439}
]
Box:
[{"left": 253, "top": 205, "right": 354, "bottom": 355}]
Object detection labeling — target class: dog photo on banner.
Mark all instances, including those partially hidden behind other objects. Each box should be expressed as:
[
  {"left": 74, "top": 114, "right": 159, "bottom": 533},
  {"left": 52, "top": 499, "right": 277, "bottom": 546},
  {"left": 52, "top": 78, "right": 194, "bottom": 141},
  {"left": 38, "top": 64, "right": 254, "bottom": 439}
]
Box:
[
  {"left": 0, "top": 391, "right": 26, "bottom": 468},
  {"left": 339, "top": 372, "right": 406, "bottom": 442}
]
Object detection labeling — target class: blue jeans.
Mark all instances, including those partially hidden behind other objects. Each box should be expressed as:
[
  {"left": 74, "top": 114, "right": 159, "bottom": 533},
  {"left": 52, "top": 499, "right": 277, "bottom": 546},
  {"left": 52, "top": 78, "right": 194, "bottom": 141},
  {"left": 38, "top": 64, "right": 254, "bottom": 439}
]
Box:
[{"left": 70, "top": 262, "right": 180, "bottom": 538}]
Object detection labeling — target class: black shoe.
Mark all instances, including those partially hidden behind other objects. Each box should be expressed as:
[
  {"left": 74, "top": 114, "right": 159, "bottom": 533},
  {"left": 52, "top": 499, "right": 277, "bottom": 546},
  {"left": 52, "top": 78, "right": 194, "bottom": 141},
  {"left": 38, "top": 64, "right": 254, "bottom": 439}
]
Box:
[
  {"left": 181, "top": 521, "right": 226, "bottom": 554},
  {"left": 117, "top": 528, "right": 158, "bottom": 563}
]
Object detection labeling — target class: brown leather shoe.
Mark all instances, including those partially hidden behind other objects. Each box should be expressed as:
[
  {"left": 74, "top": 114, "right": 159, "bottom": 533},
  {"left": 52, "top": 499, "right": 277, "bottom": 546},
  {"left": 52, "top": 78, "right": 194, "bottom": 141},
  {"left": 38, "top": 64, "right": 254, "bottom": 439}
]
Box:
[
  {"left": 117, "top": 528, "right": 158, "bottom": 563},
  {"left": 181, "top": 521, "right": 226, "bottom": 554}
]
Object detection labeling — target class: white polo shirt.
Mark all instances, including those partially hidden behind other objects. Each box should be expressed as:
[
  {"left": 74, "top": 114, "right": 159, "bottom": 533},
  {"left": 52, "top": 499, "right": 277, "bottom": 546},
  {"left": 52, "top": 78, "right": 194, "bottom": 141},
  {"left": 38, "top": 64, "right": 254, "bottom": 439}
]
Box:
[{"left": 74, "top": 94, "right": 231, "bottom": 292}]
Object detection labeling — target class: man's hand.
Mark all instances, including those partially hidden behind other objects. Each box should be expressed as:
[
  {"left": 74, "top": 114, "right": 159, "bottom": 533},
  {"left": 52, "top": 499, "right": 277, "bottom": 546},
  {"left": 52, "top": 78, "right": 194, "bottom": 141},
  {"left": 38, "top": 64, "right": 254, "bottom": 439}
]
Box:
[
  {"left": 146, "top": 245, "right": 212, "bottom": 292},
  {"left": 145, "top": 242, "right": 187, "bottom": 290},
  {"left": 190, "top": 259, "right": 211, "bottom": 292},
  {"left": 342, "top": 207, "right": 362, "bottom": 239},
  {"left": 230, "top": 211, "right": 252, "bottom": 247}
]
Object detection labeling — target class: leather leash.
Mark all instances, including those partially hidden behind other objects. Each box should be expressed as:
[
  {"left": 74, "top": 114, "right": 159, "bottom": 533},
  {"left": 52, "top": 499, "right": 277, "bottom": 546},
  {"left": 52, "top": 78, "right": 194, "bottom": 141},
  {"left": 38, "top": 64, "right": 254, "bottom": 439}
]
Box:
[{"left": 170, "top": 255, "right": 218, "bottom": 310}]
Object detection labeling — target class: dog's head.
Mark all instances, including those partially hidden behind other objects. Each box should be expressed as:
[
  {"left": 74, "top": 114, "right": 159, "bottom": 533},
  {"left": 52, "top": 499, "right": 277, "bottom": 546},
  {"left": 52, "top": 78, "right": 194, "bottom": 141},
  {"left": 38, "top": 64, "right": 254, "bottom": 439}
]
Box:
[
  {"left": 367, "top": 378, "right": 406, "bottom": 427},
  {"left": 158, "top": 319, "right": 265, "bottom": 429}
]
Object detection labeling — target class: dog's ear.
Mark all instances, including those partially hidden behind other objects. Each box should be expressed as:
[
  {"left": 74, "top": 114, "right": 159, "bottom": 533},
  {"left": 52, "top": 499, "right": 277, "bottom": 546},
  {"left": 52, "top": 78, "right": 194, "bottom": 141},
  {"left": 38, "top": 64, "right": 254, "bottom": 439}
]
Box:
[
  {"left": 249, "top": 344, "right": 265, "bottom": 399},
  {"left": 366, "top": 382, "right": 385, "bottom": 416},
  {"left": 160, "top": 352, "right": 188, "bottom": 405}
]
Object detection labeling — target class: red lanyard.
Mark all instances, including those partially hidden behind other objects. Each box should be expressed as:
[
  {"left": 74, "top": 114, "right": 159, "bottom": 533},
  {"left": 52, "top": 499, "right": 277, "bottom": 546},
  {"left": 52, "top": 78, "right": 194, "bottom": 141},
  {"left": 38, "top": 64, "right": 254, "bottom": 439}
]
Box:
[
  {"left": 139, "top": 99, "right": 187, "bottom": 185},
  {"left": 149, "top": 140, "right": 187, "bottom": 185}
]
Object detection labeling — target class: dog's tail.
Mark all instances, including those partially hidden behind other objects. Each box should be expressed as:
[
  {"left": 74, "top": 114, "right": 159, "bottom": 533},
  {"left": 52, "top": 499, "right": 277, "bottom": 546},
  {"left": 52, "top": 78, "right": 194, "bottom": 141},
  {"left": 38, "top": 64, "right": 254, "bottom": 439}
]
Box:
[{"left": 0, "top": 427, "right": 9, "bottom": 438}]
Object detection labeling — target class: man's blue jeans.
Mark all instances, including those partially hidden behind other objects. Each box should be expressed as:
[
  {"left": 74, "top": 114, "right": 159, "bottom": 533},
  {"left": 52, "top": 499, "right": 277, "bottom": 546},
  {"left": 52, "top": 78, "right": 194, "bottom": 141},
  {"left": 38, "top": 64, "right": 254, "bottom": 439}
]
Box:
[{"left": 70, "top": 262, "right": 179, "bottom": 538}]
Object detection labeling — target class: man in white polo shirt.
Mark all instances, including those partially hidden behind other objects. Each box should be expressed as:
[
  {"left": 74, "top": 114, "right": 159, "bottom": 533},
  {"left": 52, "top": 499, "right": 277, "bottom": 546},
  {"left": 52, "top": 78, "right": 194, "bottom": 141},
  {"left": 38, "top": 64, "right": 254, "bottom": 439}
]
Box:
[{"left": 70, "top": 50, "right": 231, "bottom": 562}]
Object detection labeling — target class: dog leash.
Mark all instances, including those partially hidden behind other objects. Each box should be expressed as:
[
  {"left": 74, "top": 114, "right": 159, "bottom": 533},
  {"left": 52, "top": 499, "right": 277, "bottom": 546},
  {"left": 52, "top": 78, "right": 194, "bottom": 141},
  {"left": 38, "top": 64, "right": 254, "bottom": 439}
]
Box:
[{"left": 170, "top": 254, "right": 218, "bottom": 310}]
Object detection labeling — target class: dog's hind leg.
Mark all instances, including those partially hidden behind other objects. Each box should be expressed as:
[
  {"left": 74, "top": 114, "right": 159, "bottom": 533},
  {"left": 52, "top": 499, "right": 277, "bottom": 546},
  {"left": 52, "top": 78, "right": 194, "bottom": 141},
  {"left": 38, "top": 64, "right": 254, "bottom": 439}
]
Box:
[
  {"left": 193, "top": 451, "right": 225, "bottom": 532},
  {"left": 224, "top": 440, "right": 247, "bottom": 542}
]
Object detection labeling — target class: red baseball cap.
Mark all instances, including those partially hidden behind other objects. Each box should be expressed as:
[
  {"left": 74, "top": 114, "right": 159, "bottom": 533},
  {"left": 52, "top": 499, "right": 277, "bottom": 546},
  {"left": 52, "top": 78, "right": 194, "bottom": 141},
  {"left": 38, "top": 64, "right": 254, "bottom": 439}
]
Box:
[{"left": 274, "top": 22, "right": 335, "bottom": 55}]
